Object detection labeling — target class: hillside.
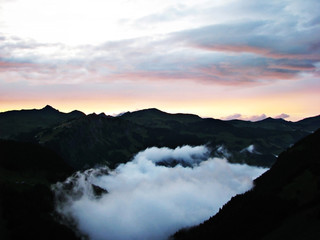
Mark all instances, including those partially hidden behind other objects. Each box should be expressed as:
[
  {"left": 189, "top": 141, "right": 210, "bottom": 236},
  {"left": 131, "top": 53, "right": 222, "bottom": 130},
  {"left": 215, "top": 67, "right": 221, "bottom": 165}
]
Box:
[
  {"left": 0, "top": 105, "right": 84, "bottom": 140},
  {"left": 36, "top": 113, "right": 150, "bottom": 169},
  {"left": 120, "top": 109, "right": 317, "bottom": 167},
  {"left": 0, "top": 140, "right": 79, "bottom": 240},
  {"left": 38, "top": 110, "right": 310, "bottom": 169},
  {"left": 1, "top": 106, "right": 319, "bottom": 169},
  {"left": 120, "top": 108, "right": 201, "bottom": 128},
  {"left": 173, "top": 129, "right": 320, "bottom": 240},
  {"left": 1, "top": 106, "right": 320, "bottom": 239}
]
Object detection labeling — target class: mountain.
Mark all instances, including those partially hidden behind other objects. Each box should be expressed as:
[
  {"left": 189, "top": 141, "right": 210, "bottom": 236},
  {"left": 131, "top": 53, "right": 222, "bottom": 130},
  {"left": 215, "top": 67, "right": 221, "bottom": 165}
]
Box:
[
  {"left": 0, "top": 105, "right": 85, "bottom": 140},
  {"left": 1, "top": 106, "right": 320, "bottom": 239},
  {"left": 0, "top": 140, "right": 79, "bottom": 240},
  {"left": 120, "top": 108, "right": 201, "bottom": 128},
  {"left": 120, "top": 108, "right": 315, "bottom": 167},
  {"left": 228, "top": 117, "right": 296, "bottom": 131},
  {"left": 36, "top": 113, "right": 150, "bottom": 169},
  {"left": 173, "top": 129, "right": 320, "bottom": 240},
  {"left": 294, "top": 115, "right": 320, "bottom": 132},
  {"left": 34, "top": 111, "right": 210, "bottom": 169},
  {"left": 1, "top": 106, "right": 319, "bottom": 169}
]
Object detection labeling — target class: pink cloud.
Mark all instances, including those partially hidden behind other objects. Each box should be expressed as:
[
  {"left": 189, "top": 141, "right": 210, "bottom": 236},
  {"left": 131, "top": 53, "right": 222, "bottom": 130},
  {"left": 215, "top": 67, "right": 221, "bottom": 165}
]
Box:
[
  {"left": 222, "top": 113, "right": 242, "bottom": 120},
  {"left": 0, "top": 61, "right": 38, "bottom": 71},
  {"left": 268, "top": 64, "right": 315, "bottom": 71},
  {"left": 245, "top": 114, "right": 267, "bottom": 122},
  {"left": 193, "top": 44, "right": 320, "bottom": 61},
  {"left": 0, "top": 61, "right": 300, "bottom": 87},
  {"left": 198, "top": 63, "right": 298, "bottom": 85},
  {"left": 274, "top": 113, "right": 290, "bottom": 119},
  {"left": 222, "top": 113, "right": 267, "bottom": 122}
]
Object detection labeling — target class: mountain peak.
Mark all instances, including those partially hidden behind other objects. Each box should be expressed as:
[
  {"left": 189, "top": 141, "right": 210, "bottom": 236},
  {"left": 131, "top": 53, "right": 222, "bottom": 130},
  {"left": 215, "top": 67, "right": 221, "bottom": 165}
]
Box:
[
  {"left": 259, "top": 117, "right": 286, "bottom": 123},
  {"left": 121, "top": 108, "right": 166, "bottom": 118},
  {"left": 42, "top": 105, "right": 58, "bottom": 112},
  {"left": 137, "top": 108, "right": 164, "bottom": 113}
]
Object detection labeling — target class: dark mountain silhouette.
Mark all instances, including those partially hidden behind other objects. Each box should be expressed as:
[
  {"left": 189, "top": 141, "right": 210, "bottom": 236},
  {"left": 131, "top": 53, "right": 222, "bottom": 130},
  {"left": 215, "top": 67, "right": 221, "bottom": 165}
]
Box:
[
  {"left": 121, "top": 108, "right": 201, "bottom": 128},
  {"left": 1, "top": 106, "right": 319, "bottom": 169},
  {"left": 173, "top": 129, "right": 320, "bottom": 240},
  {"left": 229, "top": 115, "right": 320, "bottom": 133},
  {"left": 36, "top": 113, "right": 150, "bottom": 169},
  {"left": 0, "top": 106, "right": 319, "bottom": 239},
  {"left": 37, "top": 111, "right": 307, "bottom": 169},
  {"left": 0, "top": 140, "right": 80, "bottom": 240},
  {"left": 228, "top": 117, "right": 297, "bottom": 131},
  {"left": 0, "top": 105, "right": 84, "bottom": 140},
  {"left": 120, "top": 109, "right": 317, "bottom": 167},
  {"left": 294, "top": 115, "right": 320, "bottom": 132}
]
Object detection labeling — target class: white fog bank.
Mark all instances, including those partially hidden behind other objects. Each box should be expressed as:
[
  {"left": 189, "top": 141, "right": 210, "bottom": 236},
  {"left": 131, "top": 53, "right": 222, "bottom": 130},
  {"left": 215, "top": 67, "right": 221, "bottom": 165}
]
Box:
[{"left": 53, "top": 145, "right": 268, "bottom": 240}]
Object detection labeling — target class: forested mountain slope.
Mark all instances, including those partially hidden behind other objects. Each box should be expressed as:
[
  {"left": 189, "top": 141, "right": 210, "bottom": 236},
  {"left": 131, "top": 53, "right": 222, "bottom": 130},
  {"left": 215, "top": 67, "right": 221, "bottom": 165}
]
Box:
[{"left": 174, "top": 129, "right": 320, "bottom": 240}]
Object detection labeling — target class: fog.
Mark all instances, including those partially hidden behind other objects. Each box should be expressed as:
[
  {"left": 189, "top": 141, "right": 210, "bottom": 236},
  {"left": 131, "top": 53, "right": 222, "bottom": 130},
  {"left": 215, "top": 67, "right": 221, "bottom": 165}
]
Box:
[
  {"left": 53, "top": 145, "right": 267, "bottom": 240},
  {"left": 240, "top": 144, "right": 261, "bottom": 154}
]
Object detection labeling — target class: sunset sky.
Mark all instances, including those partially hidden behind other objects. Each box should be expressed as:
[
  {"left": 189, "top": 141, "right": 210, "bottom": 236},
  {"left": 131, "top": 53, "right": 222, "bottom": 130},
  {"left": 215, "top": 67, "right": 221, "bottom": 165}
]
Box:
[{"left": 0, "top": 0, "right": 319, "bottom": 121}]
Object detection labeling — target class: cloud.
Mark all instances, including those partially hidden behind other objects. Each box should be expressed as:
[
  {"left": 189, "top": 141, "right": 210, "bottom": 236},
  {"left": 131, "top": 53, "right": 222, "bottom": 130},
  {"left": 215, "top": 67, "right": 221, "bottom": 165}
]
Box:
[
  {"left": 1, "top": 0, "right": 320, "bottom": 119},
  {"left": 240, "top": 145, "right": 261, "bottom": 154},
  {"left": 2, "top": 0, "right": 320, "bottom": 87},
  {"left": 53, "top": 145, "right": 267, "bottom": 240},
  {"left": 1, "top": 5, "right": 320, "bottom": 87},
  {"left": 274, "top": 113, "right": 290, "bottom": 119},
  {"left": 247, "top": 114, "right": 267, "bottom": 122},
  {"left": 134, "top": 145, "right": 210, "bottom": 166},
  {"left": 222, "top": 113, "right": 267, "bottom": 122},
  {"left": 214, "top": 145, "right": 232, "bottom": 159},
  {"left": 222, "top": 113, "right": 243, "bottom": 120}
]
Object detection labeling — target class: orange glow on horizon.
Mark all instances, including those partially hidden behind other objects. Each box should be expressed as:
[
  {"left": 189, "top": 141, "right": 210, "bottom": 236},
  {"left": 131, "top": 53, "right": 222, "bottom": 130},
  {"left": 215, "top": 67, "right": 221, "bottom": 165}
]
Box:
[{"left": 1, "top": 88, "right": 319, "bottom": 122}]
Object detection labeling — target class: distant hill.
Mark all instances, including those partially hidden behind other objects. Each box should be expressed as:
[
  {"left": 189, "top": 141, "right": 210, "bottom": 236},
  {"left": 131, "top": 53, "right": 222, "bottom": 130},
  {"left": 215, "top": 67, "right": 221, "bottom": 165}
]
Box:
[
  {"left": 173, "top": 129, "right": 320, "bottom": 240},
  {"left": 228, "top": 117, "right": 297, "bottom": 131},
  {"left": 228, "top": 115, "right": 320, "bottom": 132},
  {"left": 1, "top": 106, "right": 319, "bottom": 169},
  {"left": 120, "top": 108, "right": 318, "bottom": 167},
  {"left": 36, "top": 113, "right": 150, "bottom": 169},
  {"left": 0, "top": 105, "right": 85, "bottom": 140},
  {"left": 121, "top": 108, "right": 201, "bottom": 128},
  {"left": 0, "top": 140, "right": 79, "bottom": 240},
  {"left": 294, "top": 115, "right": 320, "bottom": 132}
]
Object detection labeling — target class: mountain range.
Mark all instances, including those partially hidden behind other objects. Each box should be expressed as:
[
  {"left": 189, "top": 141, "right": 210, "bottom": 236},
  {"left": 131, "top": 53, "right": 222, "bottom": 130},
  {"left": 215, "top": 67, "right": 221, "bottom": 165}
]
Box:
[
  {"left": 0, "top": 105, "right": 319, "bottom": 239},
  {"left": 0, "top": 105, "right": 319, "bottom": 169}
]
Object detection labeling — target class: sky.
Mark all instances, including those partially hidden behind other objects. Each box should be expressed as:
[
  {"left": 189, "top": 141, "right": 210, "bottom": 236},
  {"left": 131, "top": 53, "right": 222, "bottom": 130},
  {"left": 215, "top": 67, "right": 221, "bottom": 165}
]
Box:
[
  {"left": 0, "top": 0, "right": 319, "bottom": 121},
  {"left": 54, "top": 145, "right": 267, "bottom": 240}
]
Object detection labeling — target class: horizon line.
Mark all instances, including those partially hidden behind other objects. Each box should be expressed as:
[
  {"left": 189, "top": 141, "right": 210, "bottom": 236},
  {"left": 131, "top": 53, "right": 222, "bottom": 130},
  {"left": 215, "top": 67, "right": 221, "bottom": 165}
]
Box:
[{"left": 1, "top": 104, "right": 318, "bottom": 123}]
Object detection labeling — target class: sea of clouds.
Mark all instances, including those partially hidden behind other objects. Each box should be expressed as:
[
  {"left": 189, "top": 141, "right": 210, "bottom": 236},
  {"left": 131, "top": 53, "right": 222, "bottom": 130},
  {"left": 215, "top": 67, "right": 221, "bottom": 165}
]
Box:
[{"left": 53, "top": 145, "right": 268, "bottom": 240}]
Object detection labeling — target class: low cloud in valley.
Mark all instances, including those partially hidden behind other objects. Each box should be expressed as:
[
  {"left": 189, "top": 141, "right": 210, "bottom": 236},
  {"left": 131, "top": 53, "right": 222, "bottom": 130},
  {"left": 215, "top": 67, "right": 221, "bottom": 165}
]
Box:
[{"left": 53, "top": 145, "right": 267, "bottom": 240}]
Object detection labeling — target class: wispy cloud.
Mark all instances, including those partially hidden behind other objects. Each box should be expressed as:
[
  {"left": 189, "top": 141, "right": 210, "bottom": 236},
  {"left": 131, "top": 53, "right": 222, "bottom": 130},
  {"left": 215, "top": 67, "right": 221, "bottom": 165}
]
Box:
[
  {"left": 223, "top": 113, "right": 294, "bottom": 121},
  {"left": 0, "top": 0, "right": 319, "bottom": 119},
  {"left": 223, "top": 113, "right": 267, "bottom": 122},
  {"left": 274, "top": 113, "right": 290, "bottom": 119}
]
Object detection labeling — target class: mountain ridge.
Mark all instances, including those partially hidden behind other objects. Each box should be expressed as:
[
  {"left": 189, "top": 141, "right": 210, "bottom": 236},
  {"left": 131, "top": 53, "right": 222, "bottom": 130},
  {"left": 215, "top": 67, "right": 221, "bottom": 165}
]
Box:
[
  {"left": 0, "top": 106, "right": 320, "bottom": 239},
  {"left": 173, "top": 128, "right": 320, "bottom": 240},
  {"left": 0, "top": 105, "right": 85, "bottom": 140},
  {"left": 1, "top": 105, "right": 319, "bottom": 123},
  {"left": 1, "top": 105, "right": 319, "bottom": 169}
]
